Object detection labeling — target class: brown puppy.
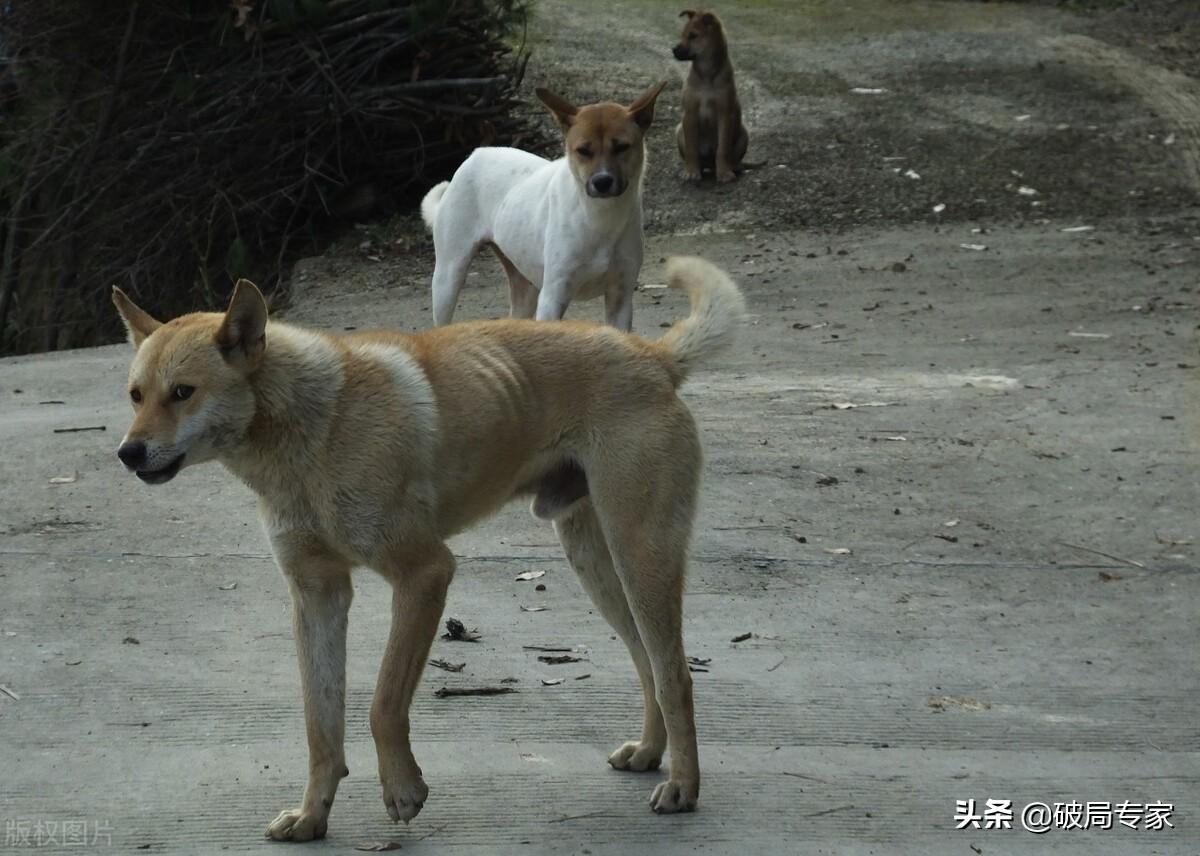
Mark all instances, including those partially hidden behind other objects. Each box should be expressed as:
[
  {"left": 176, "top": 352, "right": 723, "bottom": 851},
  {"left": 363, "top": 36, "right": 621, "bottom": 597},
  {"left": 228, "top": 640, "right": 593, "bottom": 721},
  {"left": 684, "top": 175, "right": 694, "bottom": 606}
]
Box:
[{"left": 673, "top": 9, "right": 748, "bottom": 182}]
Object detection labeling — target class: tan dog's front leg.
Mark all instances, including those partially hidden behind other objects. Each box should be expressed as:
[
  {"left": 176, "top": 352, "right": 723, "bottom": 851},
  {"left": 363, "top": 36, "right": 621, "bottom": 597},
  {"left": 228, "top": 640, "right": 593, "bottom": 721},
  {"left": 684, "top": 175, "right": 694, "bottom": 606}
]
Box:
[
  {"left": 267, "top": 543, "right": 354, "bottom": 842},
  {"left": 371, "top": 544, "right": 455, "bottom": 824},
  {"left": 715, "top": 111, "right": 738, "bottom": 183}
]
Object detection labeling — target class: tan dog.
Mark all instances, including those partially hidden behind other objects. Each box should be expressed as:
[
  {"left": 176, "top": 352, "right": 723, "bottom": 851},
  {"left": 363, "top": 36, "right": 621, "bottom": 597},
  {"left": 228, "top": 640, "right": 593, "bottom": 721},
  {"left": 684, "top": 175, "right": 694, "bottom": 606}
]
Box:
[
  {"left": 673, "top": 9, "right": 748, "bottom": 182},
  {"left": 423, "top": 83, "right": 667, "bottom": 330},
  {"left": 112, "top": 256, "right": 745, "bottom": 840}
]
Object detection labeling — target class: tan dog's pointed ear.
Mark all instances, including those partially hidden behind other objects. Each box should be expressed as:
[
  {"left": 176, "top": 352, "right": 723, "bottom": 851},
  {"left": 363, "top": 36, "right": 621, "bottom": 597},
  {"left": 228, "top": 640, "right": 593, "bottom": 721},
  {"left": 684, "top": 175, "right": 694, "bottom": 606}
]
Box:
[
  {"left": 628, "top": 80, "right": 669, "bottom": 132},
  {"left": 215, "top": 279, "right": 268, "bottom": 366},
  {"left": 679, "top": 9, "right": 695, "bottom": 18},
  {"left": 111, "top": 286, "right": 162, "bottom": 349},
  {"left": 535, "top": 87, "right": 579, "bottom": 131}
]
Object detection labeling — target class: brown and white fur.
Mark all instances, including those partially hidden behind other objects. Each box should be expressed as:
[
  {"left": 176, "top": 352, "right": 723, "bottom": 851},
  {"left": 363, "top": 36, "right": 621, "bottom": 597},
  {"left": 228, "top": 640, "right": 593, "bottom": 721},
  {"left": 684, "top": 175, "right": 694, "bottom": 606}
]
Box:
[
  {"left": 674, "top": 9, "right": 748, "bottom": 182},
  {"left": 111, "top": 255, "right": 745, "bottom": 841},
  {"left": 422, "top": 82, "right": 667, "bottom": 331}
]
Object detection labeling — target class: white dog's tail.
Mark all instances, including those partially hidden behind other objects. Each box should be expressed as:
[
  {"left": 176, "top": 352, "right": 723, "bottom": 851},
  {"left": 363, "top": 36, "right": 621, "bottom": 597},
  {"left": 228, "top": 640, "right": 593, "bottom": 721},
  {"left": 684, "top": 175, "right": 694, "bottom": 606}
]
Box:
[
  {"left": 421, "top": 181, "right": 450, "bottom": 230},
  {"left": 656, "top": 255, "right": 746, "bottom": 382}
]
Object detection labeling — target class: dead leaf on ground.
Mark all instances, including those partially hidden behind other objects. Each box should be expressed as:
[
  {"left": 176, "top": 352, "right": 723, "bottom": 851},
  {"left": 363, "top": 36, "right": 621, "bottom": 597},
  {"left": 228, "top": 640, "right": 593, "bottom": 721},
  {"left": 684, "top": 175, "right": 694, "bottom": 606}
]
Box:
[
  {"left": 541, "top": 678, "right": 566, "bottom": 686},
  {"left": 830, "top": 401, "right": 894, "bottom": 410},
  {"left": 428, "top": 659, "right": 465, "bottom": 672},
  {"left": 1098, "top": 571, "right": 1123, "bottom": 582},
  {"left": 218, "top": 582, "right": 237, "bottom": 591},
  {"left": 355, "top": 841, "right": 403, "bottom": 852},
  {"left": 538, "top": 654, "right": 584, "bottom": 665},
  {"left": 928, "top": 695, "right": 991, "bottom": 713},
  {"left": 48, "top": 472, "right": 78, "bottom": 485},
  {"left": 519, "top": 605, "right": 547, "bottom": 612},
  {"left": 514, "top": 570, "right": 546, "bottom": 582},
  {"left": 442, "top": 618, "right": 481, "bottom": 642},
  {"left": 823, "top": 547, "right": 852, "bottom": 556}
]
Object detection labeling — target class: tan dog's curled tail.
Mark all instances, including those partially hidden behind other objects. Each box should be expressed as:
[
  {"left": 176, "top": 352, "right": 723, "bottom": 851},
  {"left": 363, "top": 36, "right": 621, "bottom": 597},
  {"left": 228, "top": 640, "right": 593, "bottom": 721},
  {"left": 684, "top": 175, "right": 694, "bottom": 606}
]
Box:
[
  {"left": 421, "top": 181, "right": 450, "bottom": 230},
  {"left": 656, "top": 255, "right": 746, "bottom": 381}
]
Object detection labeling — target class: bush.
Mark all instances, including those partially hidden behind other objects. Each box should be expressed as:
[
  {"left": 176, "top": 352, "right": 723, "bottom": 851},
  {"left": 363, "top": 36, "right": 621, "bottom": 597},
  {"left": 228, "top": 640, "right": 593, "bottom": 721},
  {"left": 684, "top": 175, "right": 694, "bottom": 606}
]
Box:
[{"left": 0, "top": 0, "right": 535, "bottom": 354}]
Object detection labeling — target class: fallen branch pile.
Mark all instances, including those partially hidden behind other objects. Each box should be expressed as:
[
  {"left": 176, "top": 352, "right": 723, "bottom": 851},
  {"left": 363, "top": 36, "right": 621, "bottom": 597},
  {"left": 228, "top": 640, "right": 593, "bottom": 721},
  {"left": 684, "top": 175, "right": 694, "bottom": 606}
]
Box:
[{"left": 0, "top": 0, "right": 534, "bottom": 354}]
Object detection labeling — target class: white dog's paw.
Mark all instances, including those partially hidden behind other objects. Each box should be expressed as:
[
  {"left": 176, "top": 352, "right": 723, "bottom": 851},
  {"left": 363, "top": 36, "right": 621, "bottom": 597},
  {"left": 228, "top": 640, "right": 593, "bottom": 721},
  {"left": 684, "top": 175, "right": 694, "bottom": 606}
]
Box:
[
  {"left": 650, "top": 779, "right": 698, "bottom": 814},
  {"left": 607, "top": 740, "right": 663, "bottom": 772},
  {"left": 265, "top": 808, "right": 328, "bottom": 842},
  {"left": 382, "top": 773, "right": 429, "bottom": 824}
]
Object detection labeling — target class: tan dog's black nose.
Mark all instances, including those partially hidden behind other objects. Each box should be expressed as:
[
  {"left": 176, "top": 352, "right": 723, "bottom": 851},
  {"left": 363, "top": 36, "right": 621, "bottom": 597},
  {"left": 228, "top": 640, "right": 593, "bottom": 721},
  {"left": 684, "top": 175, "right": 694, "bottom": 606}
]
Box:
[{"left": 117, "top": 440, "right": 147, "bottom": 469}]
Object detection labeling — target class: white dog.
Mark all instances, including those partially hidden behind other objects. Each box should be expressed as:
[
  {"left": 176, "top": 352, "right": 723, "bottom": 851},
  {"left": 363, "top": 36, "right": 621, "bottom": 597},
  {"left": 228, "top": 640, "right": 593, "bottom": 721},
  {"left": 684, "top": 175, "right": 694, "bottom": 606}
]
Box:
[{"left": 421, "top": 82, "right": 667, "bottom": 331}]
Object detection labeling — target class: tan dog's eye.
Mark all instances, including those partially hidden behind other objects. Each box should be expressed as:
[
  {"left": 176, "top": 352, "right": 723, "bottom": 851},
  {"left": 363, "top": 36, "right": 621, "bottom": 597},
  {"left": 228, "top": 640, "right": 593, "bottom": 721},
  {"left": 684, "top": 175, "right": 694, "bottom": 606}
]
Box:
[
  {"left": 171, "top": 384, "right": 195, "bottom": 402},
  {"left": 687, "top": 32, "right": 696, "bottom": 40},
  {"left": 612, "top": 141, "right": 630, "bottom": 154},
  {"left": 575, "top": 146, "right": 593, "bottom": 159},
  {"left": 130, "top": 388, "right": 142, "bottom": 404}
]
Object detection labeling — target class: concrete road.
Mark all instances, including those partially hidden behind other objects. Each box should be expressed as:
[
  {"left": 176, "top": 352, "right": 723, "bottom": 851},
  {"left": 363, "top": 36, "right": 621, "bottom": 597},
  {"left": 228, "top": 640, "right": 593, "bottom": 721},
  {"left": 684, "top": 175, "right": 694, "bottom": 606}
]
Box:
[{"left": 2, "top": 1, "right": 1198, "bottom": 854}]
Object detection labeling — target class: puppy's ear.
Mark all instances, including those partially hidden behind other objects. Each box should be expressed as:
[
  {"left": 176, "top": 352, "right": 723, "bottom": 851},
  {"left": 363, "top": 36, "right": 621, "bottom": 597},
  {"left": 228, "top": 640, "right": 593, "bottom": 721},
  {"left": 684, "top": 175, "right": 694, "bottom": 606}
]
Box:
[
  {"left": 698, "top": 11, "right": 717, "bottom": 25},
  {"left": 628, "top": 80, "right": 669, "bottom": 132},
  {"left": 215, "top": 278, "right": 268, "bottom": 367},
  {"left": 679, "top": 9, "right": 695, "bottom": 18},
  {"left": 111, "top": 286, "right": 162, "bottom": 349},
  {"left": 535, "top": 88, "right": 579, "bottom": 132}
]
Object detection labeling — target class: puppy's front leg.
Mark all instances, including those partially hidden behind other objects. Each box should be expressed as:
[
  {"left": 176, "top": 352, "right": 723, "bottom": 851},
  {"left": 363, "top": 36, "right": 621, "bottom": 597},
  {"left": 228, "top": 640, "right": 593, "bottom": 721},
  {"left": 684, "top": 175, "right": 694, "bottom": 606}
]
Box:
[
  {"left": 267, "top": 540, "right": 354, "bottom": 842},
  {"left": 680, "top": 110, "right": 703, "bottom": 181},
  {"left": 371, "top": 544, "right": 455, "bottom": 824},
  {"left": 715, "top": 109, "right": 738, "bottom": 183}
]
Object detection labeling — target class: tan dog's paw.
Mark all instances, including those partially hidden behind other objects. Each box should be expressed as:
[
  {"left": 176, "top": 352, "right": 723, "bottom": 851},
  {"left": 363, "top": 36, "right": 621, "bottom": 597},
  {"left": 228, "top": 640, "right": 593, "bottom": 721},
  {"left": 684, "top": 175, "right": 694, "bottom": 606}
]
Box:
[
  {"left": 265, "top": 808, "right": 328, "bottom": 842},
  {"left": 682, "top": 167, "right": 702, "bottom": 182},
  {"left": 650, "top": 779, "right": 699, "bottom": 814},
  {"left": 716, "top": 168, "right": 737, "bottom": 184},
  {"left": 608, "top": 740, "right": 663, "bottom": 772},
  {"left": 381, "top": 772, "right": 428, "bottom": 824}
]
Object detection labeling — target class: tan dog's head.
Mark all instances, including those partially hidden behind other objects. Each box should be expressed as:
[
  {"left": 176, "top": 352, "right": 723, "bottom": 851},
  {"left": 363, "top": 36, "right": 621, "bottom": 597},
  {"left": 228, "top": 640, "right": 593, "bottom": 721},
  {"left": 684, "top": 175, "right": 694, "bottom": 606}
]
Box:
[
  {"left": 112, "top": 281, "right": 268, "bottom": 484},
  {"left": 673, "top": 9, "right": 727, "bottom": 62},
  {"left": 535, "top": 81, "right": 668, "bottom": 199}
]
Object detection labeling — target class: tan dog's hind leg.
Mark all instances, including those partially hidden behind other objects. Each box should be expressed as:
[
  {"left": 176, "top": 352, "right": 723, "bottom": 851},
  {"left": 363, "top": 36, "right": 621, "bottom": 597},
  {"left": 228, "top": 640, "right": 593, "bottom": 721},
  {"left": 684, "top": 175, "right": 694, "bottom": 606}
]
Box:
[
  {"left": 267, "top": 541, "right": 354, "bottom": 842},
  {"left": 555, "top": 502, "right": 667, "bottom": 771},
  {"left": 586, "top": 415, "right": 702, "bottom": 813},
  {"left": 371, "top": 544, "right": 455, "bottom": 825}
]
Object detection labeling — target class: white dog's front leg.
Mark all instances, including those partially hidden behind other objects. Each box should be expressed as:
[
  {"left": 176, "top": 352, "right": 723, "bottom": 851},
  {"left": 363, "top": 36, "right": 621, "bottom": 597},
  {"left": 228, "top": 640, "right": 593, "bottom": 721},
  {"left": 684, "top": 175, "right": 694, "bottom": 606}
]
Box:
[
  {"left": 267, "top": 540, "right": 353, "bottom": 843},
  {"left": 534, "top": 279, "right": 571, "bottom": 321},
  {"left": 605, "top": 267, "right": 636, "bottom": 332}
]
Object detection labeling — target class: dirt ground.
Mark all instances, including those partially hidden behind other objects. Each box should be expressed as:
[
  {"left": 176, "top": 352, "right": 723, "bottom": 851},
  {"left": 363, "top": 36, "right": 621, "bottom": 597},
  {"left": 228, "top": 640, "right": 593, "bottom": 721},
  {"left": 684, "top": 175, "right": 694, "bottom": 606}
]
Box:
[{"left": 1, "top": 1, "right": 1198, "bottom": 854}]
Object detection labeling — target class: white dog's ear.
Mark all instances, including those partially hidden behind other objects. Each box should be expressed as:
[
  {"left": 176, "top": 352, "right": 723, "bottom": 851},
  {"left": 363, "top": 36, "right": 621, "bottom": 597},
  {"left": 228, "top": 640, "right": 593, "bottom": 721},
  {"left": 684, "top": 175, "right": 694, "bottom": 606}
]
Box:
[
  {"left": 111, "top": 286, "right": 162, "bottom": 349},
  {"left": 628, "top": 80, "right": 669, "bottom": 132},
  {"left": 535, "top": 87, "right": 579, "bottom": 131},
  {"left": 216, "top": 279, "right": 268, "bottom": 366}
]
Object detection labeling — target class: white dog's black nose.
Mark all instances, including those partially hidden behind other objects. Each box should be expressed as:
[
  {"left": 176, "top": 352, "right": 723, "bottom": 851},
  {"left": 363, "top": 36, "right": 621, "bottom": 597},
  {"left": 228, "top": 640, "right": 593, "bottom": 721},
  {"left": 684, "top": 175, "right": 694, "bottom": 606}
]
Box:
[
  {"left": 117, "top": 441, "right": 147, "bottom": 469},
  {"left": 588, "top": 173, "right": 617, "bottom": 196}
]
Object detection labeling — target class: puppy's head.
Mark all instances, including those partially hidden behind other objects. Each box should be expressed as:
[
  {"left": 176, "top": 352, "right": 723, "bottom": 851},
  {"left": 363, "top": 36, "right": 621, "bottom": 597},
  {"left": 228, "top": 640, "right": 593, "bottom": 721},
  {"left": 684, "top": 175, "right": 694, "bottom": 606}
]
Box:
[
  {"left": 673, "top": 10, "right": 725, "bottom": 62},
  {"left": 535, "top": 81, "right": 668, "bottom": 199},
  {"left": 112, "top": 281, "right": 267, "bottom": 484}
]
